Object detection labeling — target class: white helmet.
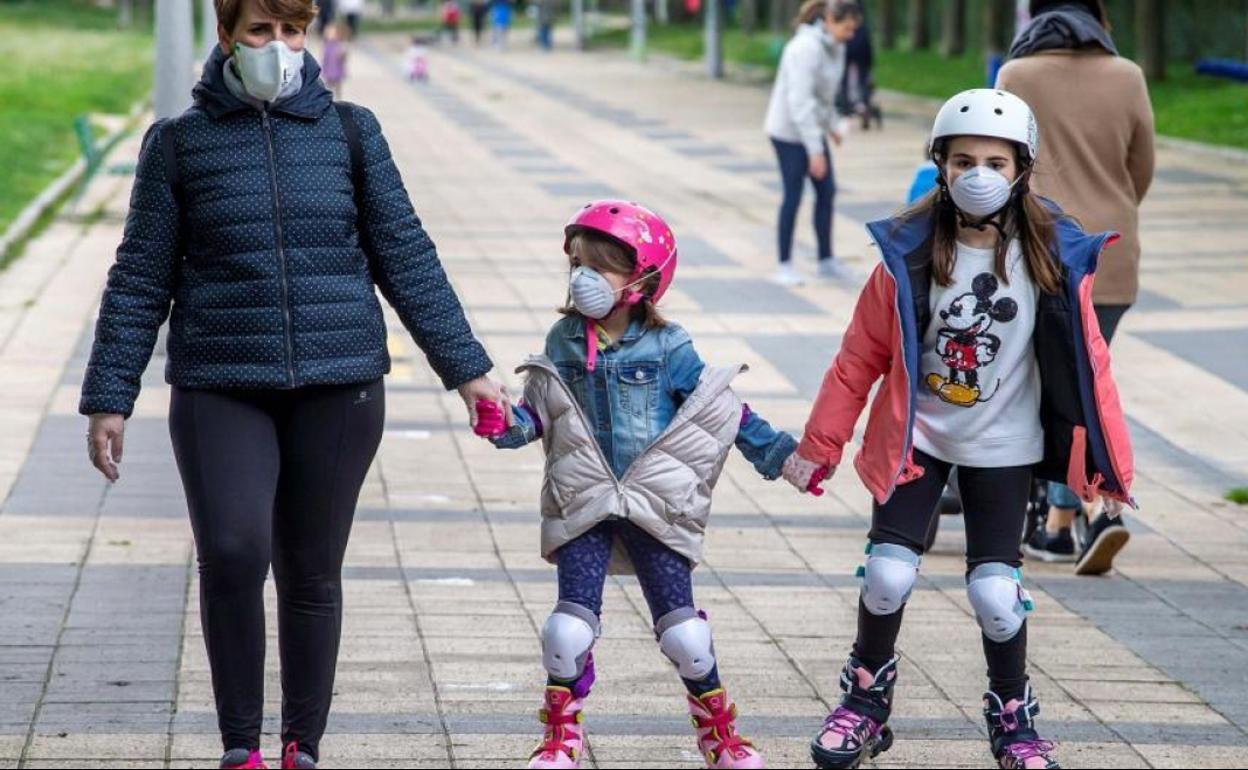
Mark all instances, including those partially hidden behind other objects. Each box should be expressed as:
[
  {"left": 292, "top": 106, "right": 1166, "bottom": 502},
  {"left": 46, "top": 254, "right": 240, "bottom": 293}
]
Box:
[{"left": 928, "top": 88, "right": 1039, "bottom": 165}]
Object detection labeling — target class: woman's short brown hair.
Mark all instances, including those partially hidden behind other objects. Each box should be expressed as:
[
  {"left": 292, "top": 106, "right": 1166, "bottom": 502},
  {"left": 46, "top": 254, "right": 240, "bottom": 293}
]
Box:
[{"left": 215, "top": 0, "right": 319, "bottom": 34}]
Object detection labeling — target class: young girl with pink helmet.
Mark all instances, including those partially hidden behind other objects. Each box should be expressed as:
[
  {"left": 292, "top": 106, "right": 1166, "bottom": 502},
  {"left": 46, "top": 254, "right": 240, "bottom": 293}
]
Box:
[{"left": 478, "top": 200, "right": 814, "bottom": 769}]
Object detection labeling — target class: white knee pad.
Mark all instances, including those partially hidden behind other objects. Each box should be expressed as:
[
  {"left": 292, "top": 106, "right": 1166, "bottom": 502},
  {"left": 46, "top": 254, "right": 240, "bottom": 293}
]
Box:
[
  {"left": 859, "top": 543, "right": 921, "bottom": 616},
  {"left": 541, "top": 602, "right": 599, "bottom": 681},
  {"left": 656, "top": 608, "right": 716, "bottom": 681},
  {"left": 967, "top": 563, "right": 1033, "bottom": 643}
]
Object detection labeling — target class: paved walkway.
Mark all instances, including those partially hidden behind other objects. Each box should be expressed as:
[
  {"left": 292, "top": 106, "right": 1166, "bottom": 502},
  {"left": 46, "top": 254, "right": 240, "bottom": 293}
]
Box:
[{"left": 1, "top": 30, "right": 1247, "bottom": 769}]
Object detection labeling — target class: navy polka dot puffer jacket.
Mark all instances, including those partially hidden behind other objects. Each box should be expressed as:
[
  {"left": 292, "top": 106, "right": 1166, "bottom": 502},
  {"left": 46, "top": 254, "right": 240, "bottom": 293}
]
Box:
[{"left": 79, "top": 48, "right": 491, "bottom": 418}]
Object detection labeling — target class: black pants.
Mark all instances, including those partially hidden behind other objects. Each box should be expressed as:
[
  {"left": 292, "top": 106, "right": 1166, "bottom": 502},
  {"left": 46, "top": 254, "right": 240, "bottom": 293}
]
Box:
[
  {"left": 169, "top": 380, "right": 385, "bottom": 760},
  {"left": 856, "top": 448, "right": 1032, "bottom": 701},
  {"left": 771, "top": 137, "right": 835, "bottom": 264}
]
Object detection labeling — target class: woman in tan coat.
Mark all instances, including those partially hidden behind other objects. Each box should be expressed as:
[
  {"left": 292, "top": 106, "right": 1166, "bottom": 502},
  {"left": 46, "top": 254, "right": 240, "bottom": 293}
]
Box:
[{"left": 997, "top": 0, "right": 1154, "bottom": 575}]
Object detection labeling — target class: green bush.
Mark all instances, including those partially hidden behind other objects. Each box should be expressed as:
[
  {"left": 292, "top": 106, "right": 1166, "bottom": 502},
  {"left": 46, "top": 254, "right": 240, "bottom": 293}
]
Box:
[{"left": 0, "top": 0, "right": 153, "bottom": 238}]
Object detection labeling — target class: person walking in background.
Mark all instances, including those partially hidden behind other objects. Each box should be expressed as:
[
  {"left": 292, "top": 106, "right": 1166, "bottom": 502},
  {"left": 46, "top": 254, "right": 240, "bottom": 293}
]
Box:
[
  {"left": 315, "top": 0, "right": 336, "bottom": 36},
  {"left": 406, "top": 34, "right": 431, "bottom": 81},
  {"left": 470, "top": 0, "right": 490, "bottom": 44},
  {"left": 441, "top": 0, "right": 462, "bottom": 44},
  {"left": 320, "top": 21, "right": 348, "bottom": 98},
  {"left": 763, "top": 0, "right": 863, "bottom": 287},
  {"left": 838, "top": 8, "right": 880, "bottom": 131},
  {"left": 536, "top": 0, "right": 556, "bottom": 51},
  {"left": 491, "top": 0, "right": 514, "bottom": 49},
  {"left": 338, "top": 0, "right": 363, "bottom": 38},
  {"left": 998, "top": 0, "right": 1154, "bottom": 576},
  {"left": 80, "top": 1, "right": 506, "bottom": 767}
]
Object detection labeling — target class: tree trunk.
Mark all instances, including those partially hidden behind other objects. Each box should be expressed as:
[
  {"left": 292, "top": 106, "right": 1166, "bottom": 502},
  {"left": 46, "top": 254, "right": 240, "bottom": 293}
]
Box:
[
  {"left": 908, "top": 0, "right": 929, "bottom": 50},
  {"left": 984, "top": 0, "right": 1009, "bottom": 54},
  {"left": 879, "top": 0, "right": 896, "bottom": 49},
  {"left": 1135, "top": 0, "right": 1166, "bottom": 81},
  {"left": 118, "top": 0, "right": 133, "bottom": 28},
  {"left": 941, "top": 0, "right": 965, "bottom": 56}
]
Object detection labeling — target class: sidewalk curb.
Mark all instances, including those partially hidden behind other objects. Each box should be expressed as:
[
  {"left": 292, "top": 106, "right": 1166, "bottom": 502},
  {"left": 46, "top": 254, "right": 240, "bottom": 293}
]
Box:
[{"left": 0, "top": 100, "right": 148, "bottom": 267}]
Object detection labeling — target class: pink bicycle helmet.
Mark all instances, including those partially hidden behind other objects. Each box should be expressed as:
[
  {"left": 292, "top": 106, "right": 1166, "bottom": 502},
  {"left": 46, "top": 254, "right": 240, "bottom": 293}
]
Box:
[{"left": 564, "top": 200, "right": 678, "bottom": 306}]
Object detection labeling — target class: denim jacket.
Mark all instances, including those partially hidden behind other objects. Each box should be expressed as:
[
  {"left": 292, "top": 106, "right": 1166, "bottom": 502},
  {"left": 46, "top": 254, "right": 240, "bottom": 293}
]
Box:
[{"left": 496, "top": 316, "right": 797, "bottom": 479}]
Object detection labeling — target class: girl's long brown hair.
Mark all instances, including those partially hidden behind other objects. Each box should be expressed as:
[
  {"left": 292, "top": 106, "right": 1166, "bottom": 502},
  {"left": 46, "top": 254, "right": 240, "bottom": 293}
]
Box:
[{"left": 901, "top": 142, "right": 1064, "bottom": 295}]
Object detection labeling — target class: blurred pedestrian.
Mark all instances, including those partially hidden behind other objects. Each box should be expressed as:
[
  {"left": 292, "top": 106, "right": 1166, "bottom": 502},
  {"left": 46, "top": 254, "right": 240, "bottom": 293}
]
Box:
[
  {"left": 338, "top": 0, "right": 362, "bottom": 38},
  {"left": 999, "top": 0, "right": 1154, "bottom": 575},
  {"left": 321, "top": 21, "right": 348, "bottom": 98},
  {"left": 406, "top": 34, "right": 430, "bottom": 81},
  {"left": 441, "top": 0, "right": 462, "bottom": 44},
  {"left": 763, "top": 0, "right": 863, "bottom": 287},
  {"left": 535, "top": 0, "right": 555, "bottom": 51},
  {"left": 470, "top": 0, "right": 489, "bottom": 44},
  {"left": 491, "top": 0, "right": 513, "bottom": 49}
]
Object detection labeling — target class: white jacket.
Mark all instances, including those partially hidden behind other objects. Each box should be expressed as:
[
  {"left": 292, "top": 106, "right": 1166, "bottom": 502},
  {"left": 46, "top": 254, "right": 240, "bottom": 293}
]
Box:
[
  {"left": 764, "top": 22, "right": 846, "bottom": 154},
  {"left": 517, "top": 356, "right": 746, "bottom": 574}
]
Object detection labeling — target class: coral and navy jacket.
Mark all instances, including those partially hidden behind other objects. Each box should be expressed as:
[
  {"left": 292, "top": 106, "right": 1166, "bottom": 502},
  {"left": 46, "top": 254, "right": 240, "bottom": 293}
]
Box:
[{"left": 797, "top": 204, "right": 1134, "bottom": 506}]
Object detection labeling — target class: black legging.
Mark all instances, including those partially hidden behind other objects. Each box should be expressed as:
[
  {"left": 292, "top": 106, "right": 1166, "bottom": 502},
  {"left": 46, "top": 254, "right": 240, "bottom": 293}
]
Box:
[
  {"left": 855, "top": 448, "right": 1033, "bottom": 701},
  {"left": 169, "top": 380, "right": 385, "bottom": 760}
]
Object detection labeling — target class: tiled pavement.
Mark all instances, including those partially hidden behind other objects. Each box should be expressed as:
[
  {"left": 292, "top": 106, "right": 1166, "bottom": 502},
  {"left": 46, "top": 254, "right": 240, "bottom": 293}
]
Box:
[{"left": 1, "top": 29, "right": 1247, "bottom": 769}]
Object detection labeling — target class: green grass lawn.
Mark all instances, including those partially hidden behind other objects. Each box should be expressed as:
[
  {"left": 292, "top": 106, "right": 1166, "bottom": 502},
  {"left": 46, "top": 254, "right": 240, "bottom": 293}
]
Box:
[
  {"left": 0, "top": 0, "right": 154, "bottom": 241},
  {"left": 592, "top": 22, "right": 1248, "bottom": 150}
]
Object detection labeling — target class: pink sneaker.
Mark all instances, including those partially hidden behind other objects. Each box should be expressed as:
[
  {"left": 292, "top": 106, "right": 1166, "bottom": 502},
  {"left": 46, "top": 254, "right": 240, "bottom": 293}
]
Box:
[
  {"left": 281, "top": 742, "right": 316, "bottom": 769},
  {"left": 528, "top": 686, "right": 586, "bottom": 769},
  {"left": 810, "top": 656, "right": 897, "bottom": 769},
  {"left": 984, "top": 687, "right": 1059, "bottom": 769},
  {"left": 219, "top": 749, "right": 266, "bottom": 769},
  {"left": 688, "top": 689, "right": 764, "bottom": 768}
]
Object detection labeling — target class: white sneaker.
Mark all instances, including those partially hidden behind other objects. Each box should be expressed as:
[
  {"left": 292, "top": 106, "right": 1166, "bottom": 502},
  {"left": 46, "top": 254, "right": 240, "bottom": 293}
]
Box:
[
  {"left": 817, "top": 259, "right": 858, "bottom": 282},
  {"left": 770, "top": 264, "right": 805, "bottom": 287}
]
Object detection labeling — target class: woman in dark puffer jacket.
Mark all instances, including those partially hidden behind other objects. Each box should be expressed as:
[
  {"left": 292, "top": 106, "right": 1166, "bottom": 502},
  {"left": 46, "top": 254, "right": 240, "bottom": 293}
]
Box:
[{"left": 80, "top": 1, "right": 504, "bottom": 767}]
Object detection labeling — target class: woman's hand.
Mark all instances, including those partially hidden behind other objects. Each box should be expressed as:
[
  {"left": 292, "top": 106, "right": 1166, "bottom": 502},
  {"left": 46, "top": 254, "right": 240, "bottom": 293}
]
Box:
[
  {"left": 808, "top": 153, "right": 828, "bottom": 181},
  {"left": 87, "top": 413, "right": 125, "bottom": 482},
  {"left": 456, "top": 375, "right": 513, "bottom": 431}
]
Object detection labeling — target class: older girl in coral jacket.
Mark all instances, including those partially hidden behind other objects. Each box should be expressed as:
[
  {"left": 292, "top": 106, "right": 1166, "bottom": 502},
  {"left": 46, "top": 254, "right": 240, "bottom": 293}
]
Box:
[{"left": 780, "top": 89, "right": 1134, "bottom": 770}]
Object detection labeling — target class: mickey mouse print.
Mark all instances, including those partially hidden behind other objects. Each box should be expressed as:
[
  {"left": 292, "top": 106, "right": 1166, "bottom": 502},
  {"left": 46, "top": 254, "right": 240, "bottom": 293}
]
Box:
[
  {"left": 926, "top": 273, "right": 1018, "bottom": 407},
  {"left": 912, "top": 241, "right": 1045, "bottom": 468}
]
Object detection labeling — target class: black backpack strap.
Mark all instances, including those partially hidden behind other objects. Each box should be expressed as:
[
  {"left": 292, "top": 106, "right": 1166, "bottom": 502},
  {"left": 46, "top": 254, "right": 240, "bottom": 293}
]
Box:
[
  {"left": 334, "top": 101, "right": 375, "bottom": 270},
  {"left": 158, "top": 122, "right": 186, "bottom": 280},
  {"left": 335, "top": 101, "right": 366, "bottom": 213},
  {"left": 159, "top": 121, "right": 183, "bottom": 208}
]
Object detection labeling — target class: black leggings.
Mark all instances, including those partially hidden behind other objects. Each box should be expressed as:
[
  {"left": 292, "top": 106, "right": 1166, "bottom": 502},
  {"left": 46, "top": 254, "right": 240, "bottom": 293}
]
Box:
[
  {"left": 855, "top": 448, "right": 1032, "bottom": 701},
  {"left": 169, "top": 380, "right": 385, "bottom": 760}
]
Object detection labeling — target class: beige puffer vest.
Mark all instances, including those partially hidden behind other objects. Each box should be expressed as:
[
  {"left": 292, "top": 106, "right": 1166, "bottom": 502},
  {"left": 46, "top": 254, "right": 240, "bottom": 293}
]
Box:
[{"left": 517, "top": 355, "right": 747, "bottom": 574}]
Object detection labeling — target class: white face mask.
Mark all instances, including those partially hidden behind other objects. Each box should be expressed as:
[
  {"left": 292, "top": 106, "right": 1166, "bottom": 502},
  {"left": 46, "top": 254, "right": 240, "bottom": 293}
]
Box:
[
  {"left": 568, "top": 266, "right": 619, "bottom": 320},
  {"left": 949, "top": 165, "right": 1019, "bottom": 218},
  {"left": 232, "top": 40, "right": 304, "bottom": 103}
]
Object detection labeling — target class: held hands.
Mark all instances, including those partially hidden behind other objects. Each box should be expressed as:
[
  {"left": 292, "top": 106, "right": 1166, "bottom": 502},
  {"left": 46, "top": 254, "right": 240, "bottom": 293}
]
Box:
[
  {"left": 87, "top": 413, "right": 125, "bottom": 482},
  {"left": 457, "top": 375, "right": 512, "bottom": 433},
  {"left": 782, "top": 451, "right": 834, "bottom": 496}
]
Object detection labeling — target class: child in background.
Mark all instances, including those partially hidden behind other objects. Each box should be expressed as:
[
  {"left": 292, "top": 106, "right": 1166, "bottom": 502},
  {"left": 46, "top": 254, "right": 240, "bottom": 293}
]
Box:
[
  {"left": 405, "top": 35, "right": 430, "bottom": 82},
  {"left": 320, "top": 22, "right": 348, "bottom": 99}
]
